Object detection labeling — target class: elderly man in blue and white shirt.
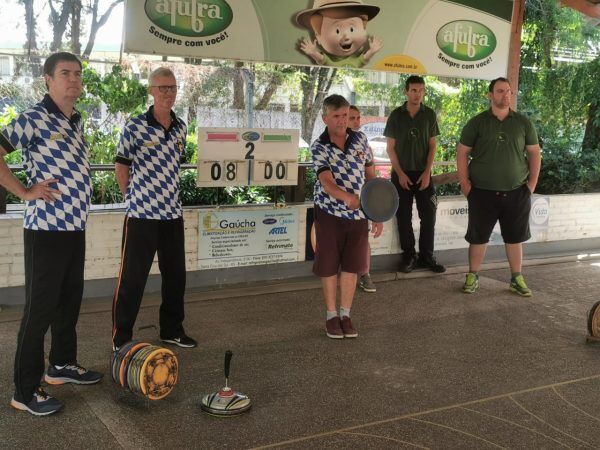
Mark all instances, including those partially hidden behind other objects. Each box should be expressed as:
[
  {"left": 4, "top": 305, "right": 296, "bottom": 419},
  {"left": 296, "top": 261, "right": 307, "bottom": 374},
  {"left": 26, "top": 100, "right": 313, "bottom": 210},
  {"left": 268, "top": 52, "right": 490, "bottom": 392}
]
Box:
[
  {"left": 311, "top": 94, "right": 383, "bottom": 340},
  {"left": 0, "top": 52, "right": 102, "bottom": 416},
  {"left": 112, "top": 67, "right": 196, "bottom": 350}
]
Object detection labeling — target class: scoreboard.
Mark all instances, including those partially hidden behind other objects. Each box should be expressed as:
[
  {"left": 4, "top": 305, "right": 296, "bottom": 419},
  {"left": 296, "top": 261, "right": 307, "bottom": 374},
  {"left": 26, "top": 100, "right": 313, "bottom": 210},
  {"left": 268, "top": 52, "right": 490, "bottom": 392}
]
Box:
[{"left": 197, "top": 128, "right": 299, "bottom": 187}]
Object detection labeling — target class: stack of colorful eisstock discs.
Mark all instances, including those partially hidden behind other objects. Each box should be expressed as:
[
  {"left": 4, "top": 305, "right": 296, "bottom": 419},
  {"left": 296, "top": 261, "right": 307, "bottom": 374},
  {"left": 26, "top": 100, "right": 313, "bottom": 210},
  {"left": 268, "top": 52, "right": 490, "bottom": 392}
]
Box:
[
  {"left": 588, "top": 301, "right": 600, "bottom": 338},
  {"left": 110, "top": 341, "right": 179, "bottom": 400}
]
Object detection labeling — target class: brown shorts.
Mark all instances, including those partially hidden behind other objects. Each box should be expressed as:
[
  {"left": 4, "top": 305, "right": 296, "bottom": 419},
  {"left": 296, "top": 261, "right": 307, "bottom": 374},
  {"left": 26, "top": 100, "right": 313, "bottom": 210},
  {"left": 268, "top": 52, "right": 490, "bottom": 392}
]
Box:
[{"left": 312, "top": 206, "right": 369, "bottom": 277}]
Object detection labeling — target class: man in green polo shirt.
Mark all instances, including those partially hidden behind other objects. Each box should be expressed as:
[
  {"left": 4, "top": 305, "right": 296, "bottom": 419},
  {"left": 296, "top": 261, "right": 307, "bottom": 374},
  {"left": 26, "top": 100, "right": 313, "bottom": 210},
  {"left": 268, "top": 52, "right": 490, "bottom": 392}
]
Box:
[
  {"left": 384, "top": 75, "right": 445, "bottom": 274},
  {"left": 457, "top": 77, "right": 541, "bottom": 296}
]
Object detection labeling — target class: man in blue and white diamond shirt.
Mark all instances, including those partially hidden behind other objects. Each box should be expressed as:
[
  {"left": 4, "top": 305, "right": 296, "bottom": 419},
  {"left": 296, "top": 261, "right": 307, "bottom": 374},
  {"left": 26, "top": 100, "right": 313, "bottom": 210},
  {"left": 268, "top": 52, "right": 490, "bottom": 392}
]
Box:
[
  {"left": 0, "top": 52, "right": 102, "bottom": 416},
  {"left": 311, "top": 94, "right": 383, "bottom": 339},
  {"left": 112, "top": 67, "right": 196, "bottom": 350}
]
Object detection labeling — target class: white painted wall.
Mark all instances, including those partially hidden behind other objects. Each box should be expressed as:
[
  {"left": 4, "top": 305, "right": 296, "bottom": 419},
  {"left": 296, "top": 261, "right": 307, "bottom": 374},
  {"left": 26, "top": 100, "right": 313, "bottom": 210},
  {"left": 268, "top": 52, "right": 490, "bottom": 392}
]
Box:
[{"left": 1, "top": 193, "right": 600, "bottom": 288}]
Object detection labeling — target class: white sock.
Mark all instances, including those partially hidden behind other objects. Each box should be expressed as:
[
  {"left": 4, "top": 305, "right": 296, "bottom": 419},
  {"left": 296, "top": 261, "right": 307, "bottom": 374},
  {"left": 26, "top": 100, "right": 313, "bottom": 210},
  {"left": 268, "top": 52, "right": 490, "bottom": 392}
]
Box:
[{"left": 326, "top": 310, "right": 338, "bottom": 320}]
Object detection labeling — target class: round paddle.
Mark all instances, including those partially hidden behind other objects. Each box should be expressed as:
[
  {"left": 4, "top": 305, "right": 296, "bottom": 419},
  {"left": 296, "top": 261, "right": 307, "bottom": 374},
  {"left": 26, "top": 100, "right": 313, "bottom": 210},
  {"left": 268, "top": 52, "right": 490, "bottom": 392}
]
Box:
[{"left": 360, "top": 177, "right": 399, "bottom": 222}]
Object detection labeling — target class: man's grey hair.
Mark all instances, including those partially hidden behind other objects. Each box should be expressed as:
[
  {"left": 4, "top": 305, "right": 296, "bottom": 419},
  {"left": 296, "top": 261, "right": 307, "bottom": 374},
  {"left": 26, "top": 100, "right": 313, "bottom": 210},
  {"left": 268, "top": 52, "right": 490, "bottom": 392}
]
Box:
[
  {"left": 322, "top": 94, "right": 350, "bottom": 116},
  {"left": 149, "top": 67, "right": 176, "bottom": 85}
]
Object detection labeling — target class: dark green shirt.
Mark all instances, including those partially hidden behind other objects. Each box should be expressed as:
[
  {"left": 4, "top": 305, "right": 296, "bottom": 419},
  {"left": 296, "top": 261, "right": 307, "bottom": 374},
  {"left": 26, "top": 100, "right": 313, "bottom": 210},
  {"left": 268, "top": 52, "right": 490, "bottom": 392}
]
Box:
[
  {"left": 383, "top": 102, "right": 440, "bottom": 171},
  {"left": 460, "top": 109, "right": 539, "bottom": 191}
]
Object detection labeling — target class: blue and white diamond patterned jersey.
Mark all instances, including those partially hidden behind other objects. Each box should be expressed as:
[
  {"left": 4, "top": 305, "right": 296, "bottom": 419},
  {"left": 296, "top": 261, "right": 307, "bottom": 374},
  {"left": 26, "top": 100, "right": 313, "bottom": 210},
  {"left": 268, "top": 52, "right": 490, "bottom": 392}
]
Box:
[
  {"left": 0, "top": 95, "right": 91, "bottom": 231},
  {"left": 116, "top": 109, "right": 186, "bottom": 220},
  {"left": 311, "top": 128, "right": 373, "bottom": 220}
]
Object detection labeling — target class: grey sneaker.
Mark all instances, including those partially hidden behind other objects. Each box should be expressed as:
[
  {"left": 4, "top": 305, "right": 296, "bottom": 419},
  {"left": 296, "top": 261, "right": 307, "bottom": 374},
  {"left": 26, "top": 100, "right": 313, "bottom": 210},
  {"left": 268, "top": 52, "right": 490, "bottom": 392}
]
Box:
[
  {"left": 11, "top": 388, "right": 63, "bottom": 416},
  {"left": 358, "top": 274, "right": 376, "bottom": 293},
  {"left": 44, "top": 364, "right": 103, "bottom": 385}
]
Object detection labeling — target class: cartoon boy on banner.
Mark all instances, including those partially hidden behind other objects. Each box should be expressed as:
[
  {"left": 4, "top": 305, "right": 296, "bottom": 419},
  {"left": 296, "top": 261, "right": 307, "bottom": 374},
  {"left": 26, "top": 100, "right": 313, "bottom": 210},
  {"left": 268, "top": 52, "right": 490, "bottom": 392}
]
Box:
[{"left": 296, "top": 0, "right": 383, "bottom": 68}]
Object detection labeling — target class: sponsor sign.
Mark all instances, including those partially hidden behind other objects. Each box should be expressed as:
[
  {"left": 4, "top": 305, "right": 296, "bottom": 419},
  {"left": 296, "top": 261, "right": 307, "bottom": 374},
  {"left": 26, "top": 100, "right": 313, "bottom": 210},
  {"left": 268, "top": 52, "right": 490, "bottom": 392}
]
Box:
[
  {"left": 359, "top": 120, "right": 387, "bottom": 138},
  {"left": 429, "top": 194, "right": 552, "bottom": 249},
  {"left": 529, "top": 195, "right": 550, "bottom": 241},
  {"left": 198, "top": 209, "right": 299, "bottom": 269},
  {"left": 125, "top": 0, "right": 514, "bottom": 79}
]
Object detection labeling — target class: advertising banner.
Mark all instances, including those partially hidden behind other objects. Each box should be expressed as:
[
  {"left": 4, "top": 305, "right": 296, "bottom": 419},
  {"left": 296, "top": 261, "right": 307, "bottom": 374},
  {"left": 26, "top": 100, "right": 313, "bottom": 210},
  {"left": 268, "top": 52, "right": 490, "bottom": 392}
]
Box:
[
  {"left": 124, "top": 0, "right": 514, "bottom": 79},
  {"left": 432, "top": 194, "right": 550, "bottom": 250},
  {"left": 198, "top": 208, "right": 299, "bottom": 269}
]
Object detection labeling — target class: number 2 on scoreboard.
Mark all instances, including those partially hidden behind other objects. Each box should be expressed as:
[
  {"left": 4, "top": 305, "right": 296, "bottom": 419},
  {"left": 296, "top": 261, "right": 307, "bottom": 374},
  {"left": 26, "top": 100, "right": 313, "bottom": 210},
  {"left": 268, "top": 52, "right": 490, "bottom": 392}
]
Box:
[{"left": 245, "top": 142, "right": 254, "bottom": 160}]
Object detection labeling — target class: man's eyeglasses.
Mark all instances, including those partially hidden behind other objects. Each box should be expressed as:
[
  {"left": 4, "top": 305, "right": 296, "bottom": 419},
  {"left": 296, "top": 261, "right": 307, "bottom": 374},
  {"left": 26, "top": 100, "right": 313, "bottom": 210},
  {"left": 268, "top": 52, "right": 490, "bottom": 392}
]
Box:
[{"left": 151, "top": 85, "right": 178, "bottom": 93}]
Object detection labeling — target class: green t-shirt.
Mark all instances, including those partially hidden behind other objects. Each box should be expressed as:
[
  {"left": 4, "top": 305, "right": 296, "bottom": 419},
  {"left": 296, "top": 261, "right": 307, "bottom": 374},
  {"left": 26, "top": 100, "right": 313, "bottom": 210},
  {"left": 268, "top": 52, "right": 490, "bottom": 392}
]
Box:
[
  {"left": 321, "top": 53, "right": 367, "bottom": 68},
  {"left": 460, "top": 109, "right": 539, "bottom": 191},
  {"left": 383, "top": 103, "right": 440, "bottom": 171}
]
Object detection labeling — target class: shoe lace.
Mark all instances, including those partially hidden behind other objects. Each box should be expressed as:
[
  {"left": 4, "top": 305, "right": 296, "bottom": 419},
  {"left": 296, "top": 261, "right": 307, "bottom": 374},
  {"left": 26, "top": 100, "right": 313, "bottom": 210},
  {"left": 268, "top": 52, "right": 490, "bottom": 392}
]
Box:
[
  {"left": 64, "top": 363, "right": 87, "bottom": 375},
  {"left": 466, "top": 273, "right": 477, "bottom": 285}
]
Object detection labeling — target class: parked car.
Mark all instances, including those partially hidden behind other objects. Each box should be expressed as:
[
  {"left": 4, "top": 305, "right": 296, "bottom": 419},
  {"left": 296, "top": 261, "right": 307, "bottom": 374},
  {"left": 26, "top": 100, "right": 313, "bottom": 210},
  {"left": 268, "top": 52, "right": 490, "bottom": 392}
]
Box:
[{"left": 368, "top": 136, "right": 391, "bottom": 179}]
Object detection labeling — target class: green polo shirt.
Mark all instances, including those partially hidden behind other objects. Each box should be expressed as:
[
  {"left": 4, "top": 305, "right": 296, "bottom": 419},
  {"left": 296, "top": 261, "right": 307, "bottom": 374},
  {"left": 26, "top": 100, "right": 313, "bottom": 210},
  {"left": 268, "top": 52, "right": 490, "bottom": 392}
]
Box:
[
  {"left": 460, "top": 109, "right": 538, "bottom": 191},
  {"left": 383, "top": 102, "right": 439, "bottom": 171}
]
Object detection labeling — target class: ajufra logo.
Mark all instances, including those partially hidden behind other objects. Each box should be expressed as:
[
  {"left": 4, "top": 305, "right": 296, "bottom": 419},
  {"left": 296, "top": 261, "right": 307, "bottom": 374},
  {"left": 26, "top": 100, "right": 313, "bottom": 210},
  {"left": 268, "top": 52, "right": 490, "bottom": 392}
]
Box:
[
  {"left": 496, "top": 132, "right": 508, "bottom": 143},
  {"left": 409, "top": 128, "right": 420, "bottom": 139},
  {"left": 145, "top": 0, "right": 233, "bottom": 37},
  {"left": 436, "top": 21, "right": 496, "bottom": 61}
]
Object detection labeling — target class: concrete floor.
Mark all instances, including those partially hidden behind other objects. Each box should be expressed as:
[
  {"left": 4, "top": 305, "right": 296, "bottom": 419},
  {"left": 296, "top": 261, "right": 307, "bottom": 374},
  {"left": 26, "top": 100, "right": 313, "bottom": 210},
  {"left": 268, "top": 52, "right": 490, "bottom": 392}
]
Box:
[{"left": 2, "top": 255, "right": 600, "bottom": 449}]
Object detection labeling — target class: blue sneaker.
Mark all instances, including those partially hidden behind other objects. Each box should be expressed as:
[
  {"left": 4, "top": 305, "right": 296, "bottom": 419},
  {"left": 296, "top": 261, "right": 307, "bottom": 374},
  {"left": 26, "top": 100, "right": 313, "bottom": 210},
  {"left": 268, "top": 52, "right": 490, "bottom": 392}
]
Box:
[
  {"left": 44, "top": 363, "right": 103, "bottom": 385},
  {"left": 11, "top": 388, "right": 62, "bottom": 416}
]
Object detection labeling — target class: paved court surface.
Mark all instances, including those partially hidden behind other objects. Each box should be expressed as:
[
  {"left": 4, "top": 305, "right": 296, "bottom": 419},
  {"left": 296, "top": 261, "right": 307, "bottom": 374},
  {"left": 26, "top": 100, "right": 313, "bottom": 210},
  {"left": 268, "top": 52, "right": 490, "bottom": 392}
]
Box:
[{"left": 1, "top": 256, "right": 600, "bottom": 449}]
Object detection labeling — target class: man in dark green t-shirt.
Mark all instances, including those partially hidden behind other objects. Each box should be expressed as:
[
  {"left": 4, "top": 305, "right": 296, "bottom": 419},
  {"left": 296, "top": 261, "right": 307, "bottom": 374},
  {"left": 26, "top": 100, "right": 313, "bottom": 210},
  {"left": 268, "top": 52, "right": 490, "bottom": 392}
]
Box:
[
  {"left": 384, "top": 75, "right": 445, "bottom": 274},
  {"left": 457, "top": 77, "right": 541, "bottom": 297}
]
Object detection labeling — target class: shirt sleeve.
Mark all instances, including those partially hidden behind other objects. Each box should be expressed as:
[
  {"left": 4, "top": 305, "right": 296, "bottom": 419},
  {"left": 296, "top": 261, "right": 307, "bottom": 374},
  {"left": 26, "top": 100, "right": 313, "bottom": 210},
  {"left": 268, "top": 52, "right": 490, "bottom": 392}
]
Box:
[
  {"left": 459, "top": 117, "right": 478, "bottom": 148},
  {"left": 0, "top": 113, "right": 35, "bottom": 153},
  {"left": 383, "top": 111, "right": 397, "bottom": 138},
  {"left": 524, "top": 117, "right": 539, "bottom": 146},
  {"left": 115, "top": 122, "right": 135, "bottom": 166},
  {"left": 311, "top": 141, "right": 330, "bottom": 175},
  {"left": 180, "top": 122, "right": 188, "bottom": 165},
  {"left": 365, "top": 143, "right": 374, "bottom": 166}
]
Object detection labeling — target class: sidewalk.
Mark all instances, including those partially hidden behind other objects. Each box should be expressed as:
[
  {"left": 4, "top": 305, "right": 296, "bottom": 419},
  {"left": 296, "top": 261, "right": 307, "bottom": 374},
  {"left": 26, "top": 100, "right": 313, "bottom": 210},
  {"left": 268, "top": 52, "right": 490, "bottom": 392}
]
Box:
[{"left": 1, "top": 256, "right": 600, "bottom": 448}]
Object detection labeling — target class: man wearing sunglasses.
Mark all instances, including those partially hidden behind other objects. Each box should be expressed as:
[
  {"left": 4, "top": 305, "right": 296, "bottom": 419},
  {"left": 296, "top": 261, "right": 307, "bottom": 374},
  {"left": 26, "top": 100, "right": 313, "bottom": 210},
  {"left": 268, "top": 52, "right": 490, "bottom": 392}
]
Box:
[{"left": 112, "top": 67, "right": 196, "bottom": 350}]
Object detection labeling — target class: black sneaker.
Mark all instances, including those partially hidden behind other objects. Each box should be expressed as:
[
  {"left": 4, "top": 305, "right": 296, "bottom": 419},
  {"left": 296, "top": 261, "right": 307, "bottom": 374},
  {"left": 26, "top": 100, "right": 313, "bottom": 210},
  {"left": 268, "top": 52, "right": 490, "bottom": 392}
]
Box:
[
  {"left": 417, "top": 255, "right": 446, "bottom": 273},
  {"left": 44, "top": 364, "right": 103, "bottom": 385},
  {"left": 399, "top": 254, "right": 417, "bottom": 273},
  {"left": 160, "top": 334, "right": 197, "bottom": 348},
  {"left": 11, "top": 387, "right": 63, "bottom": 416}
]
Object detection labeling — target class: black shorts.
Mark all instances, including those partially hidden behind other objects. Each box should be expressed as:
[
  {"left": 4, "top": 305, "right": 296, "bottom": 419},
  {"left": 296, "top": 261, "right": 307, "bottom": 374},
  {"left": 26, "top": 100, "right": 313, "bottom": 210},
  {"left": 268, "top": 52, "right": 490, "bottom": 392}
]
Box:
[
  {"left": 465, "top": 185, "right": 531, "bottom": 245},
  {"left": 312, "top": 206, "right": 369, "bottom": 277}
]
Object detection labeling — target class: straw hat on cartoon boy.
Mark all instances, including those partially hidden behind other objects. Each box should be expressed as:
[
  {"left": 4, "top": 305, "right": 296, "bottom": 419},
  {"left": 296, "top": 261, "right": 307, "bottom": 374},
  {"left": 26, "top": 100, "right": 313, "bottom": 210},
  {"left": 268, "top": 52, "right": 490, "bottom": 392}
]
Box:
[{"left": 296, "top": 0, "right": 380, "bottom": 29}]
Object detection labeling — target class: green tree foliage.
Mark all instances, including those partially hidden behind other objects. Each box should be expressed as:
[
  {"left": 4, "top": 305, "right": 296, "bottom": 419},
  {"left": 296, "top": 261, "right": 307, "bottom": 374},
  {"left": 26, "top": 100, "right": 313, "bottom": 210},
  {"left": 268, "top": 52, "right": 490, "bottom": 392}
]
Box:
[{"left": 520, "top": 0, "right": 600, "bottom": 193}]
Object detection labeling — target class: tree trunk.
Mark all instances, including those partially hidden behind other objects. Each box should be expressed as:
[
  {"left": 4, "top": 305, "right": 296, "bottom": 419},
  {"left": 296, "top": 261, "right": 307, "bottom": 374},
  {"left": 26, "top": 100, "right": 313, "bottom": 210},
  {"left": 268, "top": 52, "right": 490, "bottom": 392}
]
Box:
[
  {"left": 70, "top": 0, "right": 82, "bottom": 55},
  {"left": 21, "top": 0, "right": 38, "bottom": 54},
  {"left": 255, "top": 74, "right": 281, "bottom": 110},
  {"left": 300, "top": 67, "right": 337, "bottom": 145},
  {"left": 49, "top": 0, "right": 73, "bottom": 52},
  {"left": 82, "top": 0, "right": 123, "bottom": 59},
  {"left": 20, "top": 0, "right": 42, "bottom": 76},
  {"left": 582, "top": 101, "right": 600, "bottom": 152},
  {"left": 232, "top": 62, "right": 245, "bottom": 110}
]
